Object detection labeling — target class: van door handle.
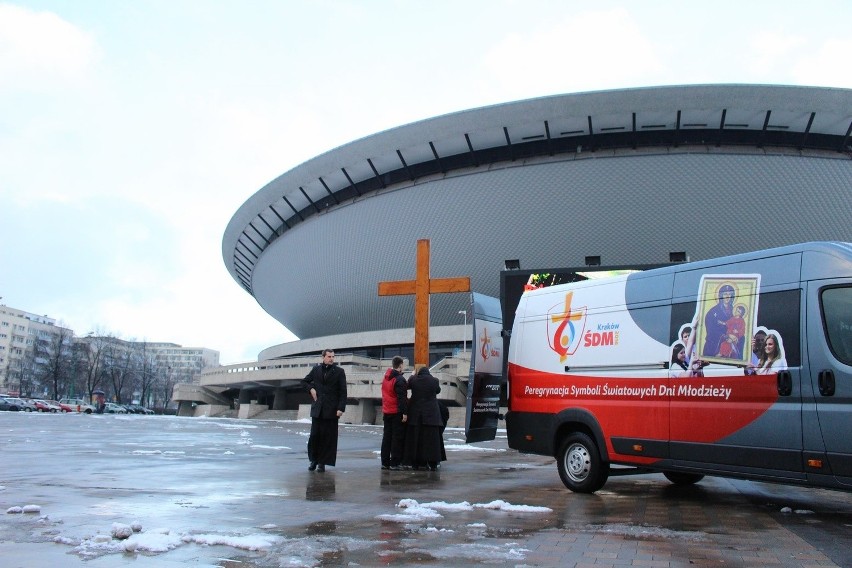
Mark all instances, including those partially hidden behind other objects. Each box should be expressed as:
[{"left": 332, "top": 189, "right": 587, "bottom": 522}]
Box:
[
  {"left": 817, "top": 370, "right": 836, "bottom": 396},
  {"left": 776, "top": 370, "right": 793, "bottom": 396}
]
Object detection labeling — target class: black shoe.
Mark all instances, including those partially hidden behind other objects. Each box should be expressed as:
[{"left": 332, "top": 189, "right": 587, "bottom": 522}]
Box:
[
  {"left": 316, "top": 464, "right": 325, "bottom": 472},
  {"left": 381, "top": 465, "right": 390, "bottom": 470},
  {"left": 308, "top": 461, "right": 317, "bottom": 471},
  {"left": 428, "top": 464, "right": 438, "bottom": 471}
]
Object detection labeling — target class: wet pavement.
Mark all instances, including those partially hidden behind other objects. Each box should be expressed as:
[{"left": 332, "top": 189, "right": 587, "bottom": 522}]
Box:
[{"left": 0, "top": 412, "right": 850, "bottom": 567}]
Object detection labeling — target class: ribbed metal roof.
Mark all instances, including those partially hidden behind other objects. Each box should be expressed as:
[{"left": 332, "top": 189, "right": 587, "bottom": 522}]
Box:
[{"left": 223, "top": 84, "right": 852, "bottom": 341}]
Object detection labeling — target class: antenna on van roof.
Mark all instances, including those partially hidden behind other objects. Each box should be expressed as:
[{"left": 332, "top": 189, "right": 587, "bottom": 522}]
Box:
[{"left": 669, "top": 251, "right": 687, "bottom": 263}]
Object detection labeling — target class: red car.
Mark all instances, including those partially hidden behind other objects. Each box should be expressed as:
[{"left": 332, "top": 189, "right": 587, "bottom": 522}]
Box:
[{"left": 33, "top": 399, "right": 61, "bottom": 413}]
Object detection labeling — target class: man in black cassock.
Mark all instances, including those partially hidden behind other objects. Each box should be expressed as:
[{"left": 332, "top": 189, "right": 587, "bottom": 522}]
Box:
[{"left": 301, "top": 349, "right": 347, "bottom": 471}]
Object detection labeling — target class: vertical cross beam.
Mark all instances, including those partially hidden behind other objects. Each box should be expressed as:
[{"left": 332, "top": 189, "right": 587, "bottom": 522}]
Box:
[{"left": 378, "top": 239, "right": 471, "bottom": 368}]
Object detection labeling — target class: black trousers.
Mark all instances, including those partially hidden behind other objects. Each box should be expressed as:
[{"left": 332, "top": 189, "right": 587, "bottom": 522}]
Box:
[
  {"left": 381, "top": 413, "right": 406, "bottom": 466},
  {"left": 307, "top": 417, "right": 339, "bottom": 466},
  {"left": 402, "top": 421, "right": 446, "bottom": 467}
]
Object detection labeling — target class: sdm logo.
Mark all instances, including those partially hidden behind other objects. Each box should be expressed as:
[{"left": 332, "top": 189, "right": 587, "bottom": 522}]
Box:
[{"left": 546, "top": 292, "right": 587, "bottom": 363}]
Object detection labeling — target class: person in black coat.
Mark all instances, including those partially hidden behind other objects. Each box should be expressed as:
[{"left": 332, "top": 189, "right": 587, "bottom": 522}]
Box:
[
  {"left": 301, "top": 349, "right": 347, "bottom": 471},
  {"left": 402, "top": 366, "right": 447, "bottom": 470}
]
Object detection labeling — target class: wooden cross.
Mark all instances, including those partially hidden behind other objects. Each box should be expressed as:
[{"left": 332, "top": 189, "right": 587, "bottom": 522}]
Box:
[{"left": 378, "top": 239, "right": 471, "bottom": 368}]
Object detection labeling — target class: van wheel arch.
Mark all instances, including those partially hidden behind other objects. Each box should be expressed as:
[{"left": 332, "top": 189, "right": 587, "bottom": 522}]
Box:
[
  {"left": 552, "top": 410, "right": 610, "bottom": 493},
  {"left": 552, "top": 409, "right": 609, "bottom": 462}
]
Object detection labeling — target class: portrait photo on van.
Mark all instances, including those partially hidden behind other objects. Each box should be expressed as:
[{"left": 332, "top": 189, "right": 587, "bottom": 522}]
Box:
[{"left": 694, "top": 275, "right": 760, "bottom": 366}]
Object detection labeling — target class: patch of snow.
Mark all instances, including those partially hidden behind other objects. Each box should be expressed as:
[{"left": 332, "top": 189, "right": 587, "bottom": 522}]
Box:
[
  {"left": 584, "top": 523, "right": 707, "bottom": 541},
  {"left": 444, "top": 444, "right": 505, "bottom": 452},
  {"left": 111, "top": 523, "right": 133, "bottom": 539},
  {"left": 380, "top": 498, "right": 551, "bottom": 524},
  {"left": 474, "top": 500, "right": 552, "bottom": 513},
  {"left": 408, "top": 542, "right": 527, "bottom": 561},
  {"left": 419, "top": 500, "right": 475, "bottom": 512},
  {"left": 187, "top": 532, "right": 281, "bottom": 551}
]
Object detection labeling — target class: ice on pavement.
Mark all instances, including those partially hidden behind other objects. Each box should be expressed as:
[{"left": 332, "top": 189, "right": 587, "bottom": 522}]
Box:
[
  {"left": 6, "top": 504, "right": 41, "bottom": 514},
  {"left": 2, "top": 417, "right": 553, "bottom": 565},
  {"left": 377, "top": 498, "right": 552, "bottom": 522},
  {"left": 21, "top": 493, "right": 553, "bottom": 562}
]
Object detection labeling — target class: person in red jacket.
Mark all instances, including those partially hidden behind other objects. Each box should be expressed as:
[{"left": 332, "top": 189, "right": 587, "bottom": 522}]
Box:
[{"left": 380, "top": 356, "right": 408, "bottom": 470}]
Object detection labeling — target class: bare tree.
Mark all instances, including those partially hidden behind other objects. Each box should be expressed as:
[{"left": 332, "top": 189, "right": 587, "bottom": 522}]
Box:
[
  {"left": 103, "top": 339, "right": 135, "bottom": 404},
  {"left": 77, "top": 333, "right": 112, "bottom": 400},
  {"left": 38, "top": 327, "right": 75, "bottom": 401},
  {"left": 134, "top": 342, "right": 159, "bottom": 407},
  {"left": 8, "top": 345, "right": 36, "bottom": 397}
]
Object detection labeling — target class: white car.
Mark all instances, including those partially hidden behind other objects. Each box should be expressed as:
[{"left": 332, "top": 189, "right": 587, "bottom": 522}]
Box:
[
  {"left": 59, "top": 398, "right": 96, "bottom": 414},
  {"left": 104, "top": 402, "right": 128, "bottom": 414}
]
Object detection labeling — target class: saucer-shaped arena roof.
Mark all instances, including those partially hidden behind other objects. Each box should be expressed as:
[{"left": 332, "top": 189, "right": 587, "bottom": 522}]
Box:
[{"left": 224, "top": 84, "right": 852, "bottom": 341}]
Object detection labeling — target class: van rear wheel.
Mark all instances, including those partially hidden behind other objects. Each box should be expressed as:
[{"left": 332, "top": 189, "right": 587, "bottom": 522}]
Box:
[
  {"left": 663, "top": 471, "right": 705, "bottom": 485},
  {"left": 556, "top": 433, "right": 609, "bottom": 493}
]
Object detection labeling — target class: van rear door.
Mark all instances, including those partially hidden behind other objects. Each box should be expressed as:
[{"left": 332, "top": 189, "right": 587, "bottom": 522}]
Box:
[{"left": 806, "top": 281, "right": 852, "bottom": 487}]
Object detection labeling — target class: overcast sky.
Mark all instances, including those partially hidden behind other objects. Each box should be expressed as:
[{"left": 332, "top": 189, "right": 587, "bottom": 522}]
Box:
[{"left": 1, "top": 1, "right": 850, "bottom": 364}]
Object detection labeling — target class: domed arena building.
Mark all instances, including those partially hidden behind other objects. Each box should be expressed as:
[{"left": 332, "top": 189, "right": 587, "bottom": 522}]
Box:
[{"left": 177, "top": 84, "right": 852, "bottom": 419}]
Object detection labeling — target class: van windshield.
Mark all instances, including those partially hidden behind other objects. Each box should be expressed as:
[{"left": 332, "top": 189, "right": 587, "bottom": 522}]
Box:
[{"left": 821, "top": 286, "right": 852, "bottom": 366}]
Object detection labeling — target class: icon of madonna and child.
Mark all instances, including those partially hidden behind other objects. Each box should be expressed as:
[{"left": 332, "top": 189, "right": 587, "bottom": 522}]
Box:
[{"left": 670, "top": 275, "right": 787, "bottom": 377}]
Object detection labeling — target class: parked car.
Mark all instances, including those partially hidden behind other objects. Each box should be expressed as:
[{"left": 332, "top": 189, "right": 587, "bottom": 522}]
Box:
[
  {"left": 58, "top": 398, "right": 95, "bottom": 414},
  {"left": 32, "top": 399, "right": 61, "bottom": 413},
  {"left": 0, "top": 397, "right": 17, "bottom": 412},
  {"left": 104, "top": 402, "right": 128, "bottom": 414},
  {"left": 3, "top": 397, "right": 36, "bottom": 412}
]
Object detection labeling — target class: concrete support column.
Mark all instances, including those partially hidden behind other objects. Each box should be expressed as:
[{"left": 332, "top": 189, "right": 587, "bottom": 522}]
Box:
[
  {"left": 238, "top": 389, "right": 253, "bottom": 405},
  {"left": 177, "top": 401, "right": 194, "bottom": 417},
  {"left": 359, "top": 399, "right": 376, "bottom": 425},
  {"left": 272, "top": 388, "right": 287, "bottom": 410}
]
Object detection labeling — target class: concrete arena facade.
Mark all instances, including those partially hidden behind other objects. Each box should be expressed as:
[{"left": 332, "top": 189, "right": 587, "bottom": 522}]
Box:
[{"left": 224, "top": 84, "right": 852, "bottom": 356}]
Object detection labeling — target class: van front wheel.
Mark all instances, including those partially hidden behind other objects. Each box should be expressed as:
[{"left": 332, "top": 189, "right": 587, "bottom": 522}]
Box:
[{"left": 556, "top": 433, "right": 609, "bottom": 493}]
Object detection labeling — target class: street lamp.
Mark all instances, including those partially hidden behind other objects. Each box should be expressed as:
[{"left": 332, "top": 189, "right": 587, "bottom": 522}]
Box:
[{"left": 458, "top": 310, "right": 467, "bottom": 354}]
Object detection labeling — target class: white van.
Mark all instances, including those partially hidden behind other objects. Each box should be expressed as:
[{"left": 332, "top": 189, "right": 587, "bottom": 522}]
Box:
[{"left": 504, "top": 242, "right": 852, "bottom": 493}]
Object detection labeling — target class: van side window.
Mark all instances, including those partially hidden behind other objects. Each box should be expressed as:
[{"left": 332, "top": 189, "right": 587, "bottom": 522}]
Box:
[{"left": 820, "top": 286, "right": 852, "bottom": 366}]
